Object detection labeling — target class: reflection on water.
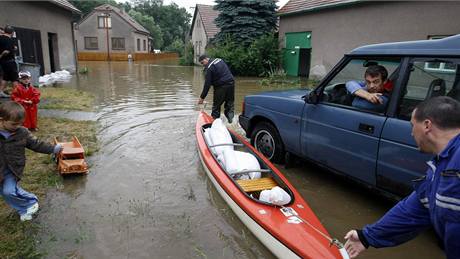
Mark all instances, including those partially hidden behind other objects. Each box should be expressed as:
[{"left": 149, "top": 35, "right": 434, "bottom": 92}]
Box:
[{"left": 37, "top": 60, "right": 442, "bottom": 259}]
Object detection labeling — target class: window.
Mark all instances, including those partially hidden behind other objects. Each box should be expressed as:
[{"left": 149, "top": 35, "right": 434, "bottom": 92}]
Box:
[
  {"left": 111, "top": 37, "right": 125, "bottom": 50},
  {"left": 424, "top": 36, "right": 455, "bottom": 73},
  {"left": 397, "top": 59, "right": 459, "bottom": 120},
  {"left": 143, "top": 39, "right": 146, "bottom": 51},
  {"left": 424, "top": 61, "right": 456, "bottom": 73},
  {"left": 84, "top": 37, "right": 98, "bottom": 49},
  {"left": 98, "top": 16, "right": 112, "bottom": 28},
  {"left": 137, "top": 39, "right": 140, "bottom": 51},
  {"left": 321, "top": 58, "right": 401, "bottom": 113}
]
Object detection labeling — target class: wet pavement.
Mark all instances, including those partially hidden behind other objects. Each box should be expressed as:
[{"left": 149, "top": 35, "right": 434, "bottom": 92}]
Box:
[{"left": 37, "top": 60, "right": 443, "bottom": 258}]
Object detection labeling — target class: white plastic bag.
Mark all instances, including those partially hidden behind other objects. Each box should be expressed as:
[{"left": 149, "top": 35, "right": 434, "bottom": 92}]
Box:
[
  {"left": 223, "top": 150, "right": 261, "bottom": 180},
  {"left": 223, "top": 148, "right": 238, "bottom": 173},
  {"left": 234, "top": 151, "right": 261, "bottom": 179},
  {"left": 38, "top": 70, "right": 72, "bottom": 86},
  {"left": 259, "top": 186, "right": 291, "bottom": 206},
  {"left": 203, "top": 128, "right": 213, "bottom": 146},
  {"left": 209, "top": 119, "right": 233, "bottom": 156}
]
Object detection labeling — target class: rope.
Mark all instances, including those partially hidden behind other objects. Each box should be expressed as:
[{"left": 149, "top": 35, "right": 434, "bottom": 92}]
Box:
[{"left": 281, "top": 206, "right": 344, "bottom": 249}]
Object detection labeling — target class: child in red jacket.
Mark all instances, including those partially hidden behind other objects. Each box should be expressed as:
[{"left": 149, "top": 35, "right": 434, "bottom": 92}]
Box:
[{"left": 11, "top": 71, "right": 40, "bottom": 131}]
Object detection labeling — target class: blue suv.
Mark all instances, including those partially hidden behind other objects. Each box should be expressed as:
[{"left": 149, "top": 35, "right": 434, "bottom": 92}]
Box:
[{"left": 239, "top": 35, "right": 460, "bottom": 197}]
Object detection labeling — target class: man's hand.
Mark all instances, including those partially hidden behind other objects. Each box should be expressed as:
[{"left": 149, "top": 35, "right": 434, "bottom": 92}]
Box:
[
  {"left": 197, "top": 98, "right": 204, "bottom": 105},
  {"left": 365, "top": 92, "right": 383, "bottom": 104},
  {"left": 344, "top": 230, "right": 366, "bottom": 258},
  {"left": 354, "top": 89, "right": 383, "bottom": 104},
  {"left": 0, "top": 50, "right": 9, "bottom": 58}
]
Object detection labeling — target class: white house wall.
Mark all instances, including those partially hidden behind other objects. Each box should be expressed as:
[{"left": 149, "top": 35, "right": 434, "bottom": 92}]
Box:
[{"left": 191, "top": 11, "right": 207, "bottom": 64}]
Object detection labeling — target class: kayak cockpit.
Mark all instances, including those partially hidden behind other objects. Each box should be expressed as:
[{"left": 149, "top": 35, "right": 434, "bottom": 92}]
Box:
[{"left": 201, "top": 121, "right": 294, "bottom": 206}]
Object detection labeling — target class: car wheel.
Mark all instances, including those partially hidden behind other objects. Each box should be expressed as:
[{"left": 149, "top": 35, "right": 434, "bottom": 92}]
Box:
[{"left": 251, "top": 122, "right": 285, "bottom": 163}]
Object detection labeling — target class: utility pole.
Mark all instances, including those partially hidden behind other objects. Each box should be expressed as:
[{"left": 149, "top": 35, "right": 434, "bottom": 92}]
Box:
[{"left": 105, "top": 13, "right": 111, "bottom": 61}]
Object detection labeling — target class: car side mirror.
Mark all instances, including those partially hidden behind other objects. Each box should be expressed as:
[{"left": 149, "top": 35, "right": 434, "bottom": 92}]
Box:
[{"left": 305, "top": 91, "right": 320, "bottom": 104}]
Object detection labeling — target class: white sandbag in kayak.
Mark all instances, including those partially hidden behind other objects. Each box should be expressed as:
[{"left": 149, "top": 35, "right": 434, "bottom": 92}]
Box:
[
  {"left": 259, "top": 186, "right": 291, "bottom": 206},
  {"left": 203, "top": 128, "right": 213, "bottom": 146},
  {"left": 208, "top": 119, "right": 233, "bottom": 156},
  {"left": 223, "top": 150, "right": 262, "bottom": 180},
  {"left": 235, "top": 151, "right": 261, "bottom": 179}
]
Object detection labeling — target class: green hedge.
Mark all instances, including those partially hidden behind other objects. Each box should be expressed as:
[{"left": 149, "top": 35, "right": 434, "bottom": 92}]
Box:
[{"left": 207, "top": 34, "right": 281, "bottom": 77}]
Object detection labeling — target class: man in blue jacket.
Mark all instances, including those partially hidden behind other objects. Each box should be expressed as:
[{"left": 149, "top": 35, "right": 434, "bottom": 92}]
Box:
[
  {"left": 344, "top": 96, "right": 460, "bottom": 259},
  {"left": 197, "top": 54, "right": 235, "bottom": 123}
]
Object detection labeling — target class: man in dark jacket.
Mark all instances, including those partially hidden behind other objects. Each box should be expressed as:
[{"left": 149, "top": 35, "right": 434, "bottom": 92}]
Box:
[
  {"left": 0, "top": 25, "right": 18, "bottom": 98},
  {"left": 197, "top": 54, "right": 235, "bottom": 123},
  {"left": 344, "top": 96, "right": 460, "bottom": 259}
]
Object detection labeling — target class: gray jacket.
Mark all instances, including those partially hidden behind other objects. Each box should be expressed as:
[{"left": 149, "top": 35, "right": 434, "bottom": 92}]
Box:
[{"left": 0, "top": 127, "right": 56, "bottom": 181}]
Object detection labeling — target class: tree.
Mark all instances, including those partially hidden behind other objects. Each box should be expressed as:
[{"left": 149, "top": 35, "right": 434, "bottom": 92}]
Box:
[
  {"left": 165, "top": 38, "right": 184, "bottom": 56},
  {"left": 214, "top": 0, "right": 277, "bottom": 46},
  {"left": 132, "top": 1, "right": 191, "bottom": 48},
  {"left": 128, "top": 10, "right": 164, "bottom": 49},
  {"left": 180, "top": 41, "right": 194, "bottom": 65},
  {"left": 207, "top": 34, "right": 280, "bottom": 76}
]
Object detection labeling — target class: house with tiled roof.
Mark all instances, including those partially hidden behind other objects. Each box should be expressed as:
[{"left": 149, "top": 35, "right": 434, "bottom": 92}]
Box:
[
  {"left": 74, "top": 4, "right": 152, "bottom": 61},
  {"left": 189, "top": 4, "right": 220, "bottom": 64},
  {"left": 0, "top": 0, "right": 81, "bottom": 75},
  {"left": 278, "top": 0, "right": 460, "bottom": 78}
]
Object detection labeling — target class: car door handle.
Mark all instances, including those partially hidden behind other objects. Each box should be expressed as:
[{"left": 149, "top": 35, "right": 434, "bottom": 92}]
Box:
[{"left": 359, "top": 123, "right": 374, "bottom": 134}]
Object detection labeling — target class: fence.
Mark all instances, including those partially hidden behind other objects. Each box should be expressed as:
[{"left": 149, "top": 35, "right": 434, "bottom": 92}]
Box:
[{"left": 77, "top": 52, "right": 178, "bottom": 61}]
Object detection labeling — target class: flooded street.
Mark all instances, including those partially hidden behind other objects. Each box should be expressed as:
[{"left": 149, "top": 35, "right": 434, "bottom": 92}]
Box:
[{"left": 37, "top": 60, "right": 442, "bottom": 259}]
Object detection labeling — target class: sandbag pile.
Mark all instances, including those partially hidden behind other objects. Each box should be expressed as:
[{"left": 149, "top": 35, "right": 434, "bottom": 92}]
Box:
[
  {"left": 203, "top": 119, "right": 291, "bottom": 206},
  {"left": 204, "top": 119, "right": 261, "bottom": 180},
  {"left": 39, "top": 70, "right": 72, "bottom": 86}
]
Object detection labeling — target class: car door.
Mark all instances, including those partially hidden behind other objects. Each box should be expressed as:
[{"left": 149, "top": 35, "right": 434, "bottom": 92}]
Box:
[
  {"left": 302, "top": 58, "right": 401, "bottom": 185},
  {"left": 377, "top": 58, "right": 460, "bottom": 196}
]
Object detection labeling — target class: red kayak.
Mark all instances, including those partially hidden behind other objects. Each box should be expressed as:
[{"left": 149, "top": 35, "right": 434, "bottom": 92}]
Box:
[{"left": 196, "top": 111, "right": 349, "bottom": 259}]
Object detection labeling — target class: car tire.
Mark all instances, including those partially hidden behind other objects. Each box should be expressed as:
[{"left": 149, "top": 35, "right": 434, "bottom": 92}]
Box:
[{"left": 251, "top": 121, "right": 285, "bottom": 163}]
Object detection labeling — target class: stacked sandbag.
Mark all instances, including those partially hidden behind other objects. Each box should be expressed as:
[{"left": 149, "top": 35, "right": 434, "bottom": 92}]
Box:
[
  {"left": 203, "top": 119, "right": 261, "bottom": 180},
  {"left": 259, "top": 186, "right": 291, "bottom": 206},
  {"left": 223, "top": 150, "right": 261, "bottom": 180},
  {"left": 39, "top": 70, "right": 72, "bottom": 86},
  {"left": 207, "top": 118, "right": 234, "bottom": 156}
]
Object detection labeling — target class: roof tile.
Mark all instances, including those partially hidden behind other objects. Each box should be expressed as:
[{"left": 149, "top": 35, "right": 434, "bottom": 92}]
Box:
[
  {"left": 278, "top": 0, "right": 360, "bottom": 15},
  {"left": 196, "top": 4, "right": 220, "bottom": 39},
  {"left": 49, "top": 0, "right": 81, "bottom": 14}
]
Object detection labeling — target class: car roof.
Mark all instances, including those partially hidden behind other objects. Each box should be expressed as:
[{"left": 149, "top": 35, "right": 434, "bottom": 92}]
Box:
[{"left": 350, "top": 34, "right": 460, "bottom": 57}]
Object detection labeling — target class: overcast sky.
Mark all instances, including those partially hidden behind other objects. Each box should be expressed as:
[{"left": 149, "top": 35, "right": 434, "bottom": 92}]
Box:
[{"left": 163, "top": 0, "right": 290, "bottom": 14}]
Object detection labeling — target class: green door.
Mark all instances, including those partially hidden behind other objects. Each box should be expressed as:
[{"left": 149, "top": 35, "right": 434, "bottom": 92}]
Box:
[
  {"left": 283, "top": 48, "right": 299, "bottom": 76},
  {"left": 283, "top": 32, "right": 311, "bottom": 76}
]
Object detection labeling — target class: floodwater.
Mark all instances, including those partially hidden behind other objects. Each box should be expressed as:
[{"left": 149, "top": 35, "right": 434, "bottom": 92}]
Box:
[{"left": 37, "top": 60, "right": 443, "bottom": 259}]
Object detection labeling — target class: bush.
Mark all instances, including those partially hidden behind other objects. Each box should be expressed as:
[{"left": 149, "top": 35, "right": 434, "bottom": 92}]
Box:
[
  {"left": 165, "top": 38, "right": 184, "bottom": 56},
  {"left": 207, "top": 34, "right": 281, "bottom": 76},
  {"left": 179, "top": 41, "right": 194, "bottom": 66}
]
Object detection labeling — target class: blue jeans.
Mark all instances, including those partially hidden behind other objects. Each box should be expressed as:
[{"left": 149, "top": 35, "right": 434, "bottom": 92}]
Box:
[{"left": 1, "top": 170, "right": 38, "bottom": 215}]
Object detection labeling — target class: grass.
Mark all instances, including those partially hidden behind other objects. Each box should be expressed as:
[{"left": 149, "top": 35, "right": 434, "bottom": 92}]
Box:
[
  {"left": 0, "top": 98, "right": 98, "bottom": 258},
  {"left": 39, "top": 87, "right": 95, "bottom": 111},
  {"left": 258, "top": 68, "right": 319, "bottom": 90}
]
